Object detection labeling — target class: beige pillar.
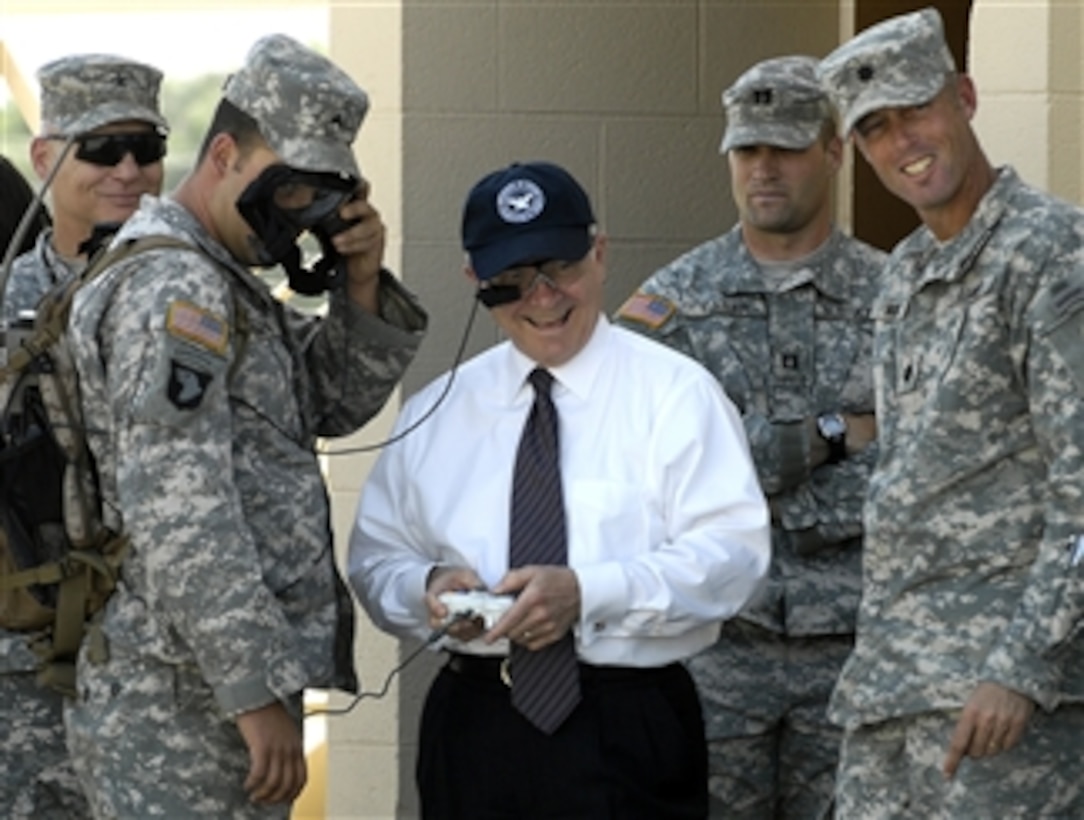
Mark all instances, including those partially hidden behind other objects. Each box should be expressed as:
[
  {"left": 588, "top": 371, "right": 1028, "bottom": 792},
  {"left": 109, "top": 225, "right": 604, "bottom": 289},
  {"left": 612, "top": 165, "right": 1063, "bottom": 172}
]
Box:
[
  {"left": 324, "top": 4, "right": 413, "bottom": 818},
  {"left": 971, "top": 0, "right": 1084, "bottom": 204}
]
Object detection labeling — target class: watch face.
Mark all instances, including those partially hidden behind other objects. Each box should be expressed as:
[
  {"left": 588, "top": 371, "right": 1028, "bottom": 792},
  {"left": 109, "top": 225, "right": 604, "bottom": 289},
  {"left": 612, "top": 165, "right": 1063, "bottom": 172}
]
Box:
[{"left": 818, "top": 414, "right": 846, "bottom": 440}]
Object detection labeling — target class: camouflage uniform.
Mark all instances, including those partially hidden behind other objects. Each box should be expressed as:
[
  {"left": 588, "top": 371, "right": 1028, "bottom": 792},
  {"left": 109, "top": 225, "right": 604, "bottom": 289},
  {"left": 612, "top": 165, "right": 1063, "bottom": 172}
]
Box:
[
  {"left": 62, "top": 35, "right": 428, "bottom": 818},
  {"left": 819, "top": 9, "right": 1084, "bottom": 818},
  {"left": 0, "top": 54, "right": 167, "bottom": 820},
  {"left": 616, "top": 56, "right": 885, "bottom": 820}
]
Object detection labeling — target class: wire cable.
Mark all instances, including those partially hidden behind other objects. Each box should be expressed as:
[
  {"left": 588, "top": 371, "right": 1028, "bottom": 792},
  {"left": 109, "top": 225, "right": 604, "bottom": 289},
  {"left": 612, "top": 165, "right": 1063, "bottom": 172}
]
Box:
[
  {"left": 305, "top": 618, "right": 464, "bottom": 718},
  {"left": 319, "top": 295, "right": 482, "bottom": 456}
]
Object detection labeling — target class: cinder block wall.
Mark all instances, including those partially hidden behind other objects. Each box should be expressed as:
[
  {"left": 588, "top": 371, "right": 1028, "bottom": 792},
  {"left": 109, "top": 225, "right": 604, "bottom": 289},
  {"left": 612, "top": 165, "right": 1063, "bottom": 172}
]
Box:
[{"left": 971, "top": 0, "right": 1084, "bottom": 204}]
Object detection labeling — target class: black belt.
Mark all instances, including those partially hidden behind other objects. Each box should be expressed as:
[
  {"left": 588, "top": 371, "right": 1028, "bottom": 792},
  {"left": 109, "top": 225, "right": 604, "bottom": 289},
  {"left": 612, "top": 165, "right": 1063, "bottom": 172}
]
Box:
[{"left": 444, "top": 652, "right": 678, "bottom": 687}]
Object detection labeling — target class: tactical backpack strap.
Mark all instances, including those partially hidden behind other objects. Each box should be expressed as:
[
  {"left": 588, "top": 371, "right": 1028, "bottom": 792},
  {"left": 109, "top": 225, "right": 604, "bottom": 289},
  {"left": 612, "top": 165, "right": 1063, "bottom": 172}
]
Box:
[
  {"left": 32, "top": 536, "right": 129, "bottom": 696},
  {"left": 37, "top": 235, "right": 193, "bottom": 694},
  {"left": 0, "top": 234, "right": 191, "bottom": 694}
]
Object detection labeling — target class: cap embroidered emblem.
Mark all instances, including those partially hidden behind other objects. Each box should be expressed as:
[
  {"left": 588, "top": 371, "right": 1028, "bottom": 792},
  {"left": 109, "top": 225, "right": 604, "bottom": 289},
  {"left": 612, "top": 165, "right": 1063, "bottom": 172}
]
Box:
[
  {"left": 497, "top": 179, "right": 545, "bottom": 224},
  {"left": 857, "top": 65, "right": 875, "bottom": 82},
  {"left": 752, "top": 88, "right": 773, "bottom": 105}
]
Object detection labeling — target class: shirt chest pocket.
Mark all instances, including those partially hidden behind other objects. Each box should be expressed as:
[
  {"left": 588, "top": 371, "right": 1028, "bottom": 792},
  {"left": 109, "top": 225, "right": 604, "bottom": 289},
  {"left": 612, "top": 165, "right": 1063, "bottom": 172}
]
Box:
[
  {"left": 566, "top": 479, "right": 649, "bottom": 563},
  {"left": 876, "top": 288, "right": 1002, "bottom": 412}
]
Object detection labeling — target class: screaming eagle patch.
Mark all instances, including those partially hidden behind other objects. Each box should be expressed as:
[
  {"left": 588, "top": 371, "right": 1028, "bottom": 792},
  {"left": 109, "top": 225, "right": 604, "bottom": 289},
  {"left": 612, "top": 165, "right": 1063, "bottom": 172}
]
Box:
[{"left": 168, "top": 360, "right": 213, "bottom": 410}]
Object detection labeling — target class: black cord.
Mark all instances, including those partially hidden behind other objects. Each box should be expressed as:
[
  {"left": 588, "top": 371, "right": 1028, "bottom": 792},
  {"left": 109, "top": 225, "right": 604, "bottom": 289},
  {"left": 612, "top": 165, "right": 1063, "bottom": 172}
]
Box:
[
  {"left": 304, "top": 618, "right": 462, "bottom": 719},
  {"left": 319, "top": 295, "right": 481, "bottom": 456}
]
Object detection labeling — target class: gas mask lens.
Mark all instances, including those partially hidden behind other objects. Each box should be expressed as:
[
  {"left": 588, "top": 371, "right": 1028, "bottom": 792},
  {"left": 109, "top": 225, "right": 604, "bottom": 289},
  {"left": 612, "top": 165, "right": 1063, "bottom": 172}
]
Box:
[
  {"left": 272, "top": 178, "right": 353, "bottom": 230},
  {"left": 236, "top": 164, "right": 361, "bottom": 295}
]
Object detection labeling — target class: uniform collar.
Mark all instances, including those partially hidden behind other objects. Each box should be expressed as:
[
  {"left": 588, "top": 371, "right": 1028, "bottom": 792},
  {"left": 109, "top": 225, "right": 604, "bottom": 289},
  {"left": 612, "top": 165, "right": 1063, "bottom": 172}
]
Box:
[{"left": 733, "top": 226, "right": 850, "bottom": 301}]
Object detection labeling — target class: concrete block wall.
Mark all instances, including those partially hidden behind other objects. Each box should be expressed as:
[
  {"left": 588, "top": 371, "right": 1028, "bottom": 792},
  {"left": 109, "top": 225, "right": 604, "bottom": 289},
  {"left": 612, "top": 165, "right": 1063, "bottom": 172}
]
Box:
[
  {"left": 971, "top": 0, "right": 1084, "bottom": 204},
  {"left": 396, "top": 0, "right": 844, "bottom": 398}
]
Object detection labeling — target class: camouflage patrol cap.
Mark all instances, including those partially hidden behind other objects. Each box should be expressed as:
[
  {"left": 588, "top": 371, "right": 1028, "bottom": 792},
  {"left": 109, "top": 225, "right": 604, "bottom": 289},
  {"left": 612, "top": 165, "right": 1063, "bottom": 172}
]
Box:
[
  {"left": 721, "top": 55, "right": 832, "bottom": 152},
  {"left": 817, "top": 7, "right": 957, "bottom": 136},
  {"left": 223, "top": 33, "right": 368, "bottom": 179},
  {"left": 37, "top": 54, "right": 167, "bottom": 136}
]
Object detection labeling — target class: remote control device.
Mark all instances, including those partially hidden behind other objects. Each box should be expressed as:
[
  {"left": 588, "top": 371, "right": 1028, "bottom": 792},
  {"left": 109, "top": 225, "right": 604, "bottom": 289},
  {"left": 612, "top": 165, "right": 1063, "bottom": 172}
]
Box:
[{"left": 438, "top": 590, "right": 514, "bottom": 629}]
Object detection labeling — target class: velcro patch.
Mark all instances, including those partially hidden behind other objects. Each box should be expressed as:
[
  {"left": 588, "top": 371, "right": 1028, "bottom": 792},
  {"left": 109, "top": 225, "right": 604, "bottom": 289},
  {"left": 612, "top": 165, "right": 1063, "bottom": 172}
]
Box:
[
  {"left": 165, "top": 301, "right": 228, "bottom": 355},
  {"left": 616, "top": 292, "right": 675, "bottom": 330}
]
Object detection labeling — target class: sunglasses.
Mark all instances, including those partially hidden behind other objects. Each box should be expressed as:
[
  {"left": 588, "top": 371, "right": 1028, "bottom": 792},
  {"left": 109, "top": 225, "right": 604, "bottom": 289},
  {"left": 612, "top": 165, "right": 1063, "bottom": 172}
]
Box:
[
  {"left": 488, "top": 259, "right": 585, "bottom": 295},
  {"left": 476, "top": 257, "right": 590, "bottom": 307},
  {"left": 48, "top": 132, "right": 167, "bottom": 167}
]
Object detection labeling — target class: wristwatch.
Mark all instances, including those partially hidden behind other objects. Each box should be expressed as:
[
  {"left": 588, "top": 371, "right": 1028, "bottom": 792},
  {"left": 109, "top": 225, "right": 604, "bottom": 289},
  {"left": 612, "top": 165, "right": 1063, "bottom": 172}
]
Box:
[{"left": 816, "top": 413, "right": 847, "bottom": 464}]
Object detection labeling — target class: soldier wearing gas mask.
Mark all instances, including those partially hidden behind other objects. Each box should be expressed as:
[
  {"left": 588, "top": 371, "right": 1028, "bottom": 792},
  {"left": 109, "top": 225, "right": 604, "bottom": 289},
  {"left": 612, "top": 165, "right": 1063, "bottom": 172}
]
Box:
[{"left": 63, "top": 34, "right": 427, "bottom": 818}]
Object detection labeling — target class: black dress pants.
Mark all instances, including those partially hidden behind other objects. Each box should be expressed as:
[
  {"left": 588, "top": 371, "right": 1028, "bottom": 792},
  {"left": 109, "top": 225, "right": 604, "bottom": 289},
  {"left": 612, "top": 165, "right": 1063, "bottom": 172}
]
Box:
[{"left": 417, "top": 654, "right": 708, "bottom": 820}]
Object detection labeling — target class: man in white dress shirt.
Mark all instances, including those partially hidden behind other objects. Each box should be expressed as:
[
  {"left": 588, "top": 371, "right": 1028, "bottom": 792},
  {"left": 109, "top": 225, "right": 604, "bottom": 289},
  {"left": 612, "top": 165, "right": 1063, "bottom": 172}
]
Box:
[{"left": 348, "top": 160, "right": 770, "bottom": 819}]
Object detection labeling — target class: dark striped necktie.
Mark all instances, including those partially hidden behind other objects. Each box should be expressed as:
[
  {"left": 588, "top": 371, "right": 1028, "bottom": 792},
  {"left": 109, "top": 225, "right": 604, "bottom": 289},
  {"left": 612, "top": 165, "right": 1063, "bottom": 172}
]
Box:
[{"left": 508, "top": 368, "right": 581, "bottom": 734}]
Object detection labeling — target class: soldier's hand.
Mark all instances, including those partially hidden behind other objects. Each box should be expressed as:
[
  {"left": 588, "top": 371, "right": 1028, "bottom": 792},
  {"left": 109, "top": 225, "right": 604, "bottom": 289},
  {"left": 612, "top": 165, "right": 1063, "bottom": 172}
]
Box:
[
  {"left": 843, "top": 412, "right": 876, "bottom": 454},
  {"left": 236, "top": 701, "right": 307, "bottom": 805},
  {"left": 333, "top": 180, "right": 386, "bottom": 313},
  {"left": 942, "top": 682, "right": 1035, "bottom": 779}
]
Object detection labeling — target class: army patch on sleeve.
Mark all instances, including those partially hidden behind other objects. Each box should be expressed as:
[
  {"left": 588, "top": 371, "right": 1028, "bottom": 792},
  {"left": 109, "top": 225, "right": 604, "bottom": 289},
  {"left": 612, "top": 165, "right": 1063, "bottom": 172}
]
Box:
[
  {"left": 167, "top": 360, "right": 213, "bottom": 410},
  {"left": 165, "top": 301, "right": 229, "bottom": 356},
  {"left": 616, "top": 292, "right": 675, "bottom": 330},
  {"left": 1049, "top": 281, "right": 1084, "bottom": 325},
  {"left": 1036, "top": 276, "right": 1084, "bottom": 396}
]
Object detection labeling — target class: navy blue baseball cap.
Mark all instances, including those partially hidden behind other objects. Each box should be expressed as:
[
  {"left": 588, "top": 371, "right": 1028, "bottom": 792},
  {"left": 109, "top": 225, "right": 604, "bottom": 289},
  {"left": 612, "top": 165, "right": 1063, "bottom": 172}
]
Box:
[{"left": 461, "top": 161, "right": 596, "bottom": 281}]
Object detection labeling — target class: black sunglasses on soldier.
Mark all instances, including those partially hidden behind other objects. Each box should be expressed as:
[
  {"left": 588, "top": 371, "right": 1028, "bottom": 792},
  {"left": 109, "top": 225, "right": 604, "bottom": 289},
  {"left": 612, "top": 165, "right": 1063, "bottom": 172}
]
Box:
[{"left": 46, "top": 131, "right": 167, "bottom": 167}]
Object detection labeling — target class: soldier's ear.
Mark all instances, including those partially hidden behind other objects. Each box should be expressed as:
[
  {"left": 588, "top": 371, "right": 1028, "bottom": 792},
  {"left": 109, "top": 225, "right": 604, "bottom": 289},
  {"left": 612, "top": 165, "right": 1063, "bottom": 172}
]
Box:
[
  {"left": 30, "top": 136, "right": 56, "bottom": 181},
  {"left": 825, "top": 134, "right": 844, "bottom": 171},
  {"left": 206, "top": 132, "right": 236, "bottom": 177}
]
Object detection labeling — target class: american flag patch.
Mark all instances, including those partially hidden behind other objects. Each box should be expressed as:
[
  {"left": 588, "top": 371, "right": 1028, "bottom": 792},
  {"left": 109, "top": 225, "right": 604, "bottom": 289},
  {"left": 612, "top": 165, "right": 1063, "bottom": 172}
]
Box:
[
  {"left": 165, "top": 301, "right": 229, "bottom": 355},
  {"left": 616, "top": 292, "right": 675, "bottom": 330}
]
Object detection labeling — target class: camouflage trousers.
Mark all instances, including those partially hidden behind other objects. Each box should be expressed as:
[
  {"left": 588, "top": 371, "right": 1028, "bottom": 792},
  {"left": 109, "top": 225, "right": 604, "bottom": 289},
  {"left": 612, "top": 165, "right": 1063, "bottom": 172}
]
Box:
[
  {"left": 0, "top": 670, "right": 91, "bottom": 818},
  {"left": 835, "top": 705, "right": 1084, "bottom": 819},
  {"left": 65, "top": 647, "right": 301, "bottom": 819},
  {"left": 685, "top": 619, "right": 854, "bottom": 820}
]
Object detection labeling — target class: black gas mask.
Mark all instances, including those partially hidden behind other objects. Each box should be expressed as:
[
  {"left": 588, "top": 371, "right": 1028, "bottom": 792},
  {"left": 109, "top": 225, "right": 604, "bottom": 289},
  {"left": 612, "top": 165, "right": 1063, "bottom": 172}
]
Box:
[{"left": 235, "top": 164, "right": 360, "bottom": 295}]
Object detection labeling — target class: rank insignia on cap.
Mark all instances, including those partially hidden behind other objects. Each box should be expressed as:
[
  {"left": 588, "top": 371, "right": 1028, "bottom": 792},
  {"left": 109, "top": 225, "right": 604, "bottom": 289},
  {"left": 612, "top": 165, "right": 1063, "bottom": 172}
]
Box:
[
  {"left": 165, "top": 301, "right": 229, "bottom": 356},
  {"left": 857, "top": 65, "right": 875, "bottom": 82},
  {"left": 752, "top": 89, "right": 773, "bottom": 105},
  {"left": 616, "top": 292, "right": 676, "bottom": 330}
]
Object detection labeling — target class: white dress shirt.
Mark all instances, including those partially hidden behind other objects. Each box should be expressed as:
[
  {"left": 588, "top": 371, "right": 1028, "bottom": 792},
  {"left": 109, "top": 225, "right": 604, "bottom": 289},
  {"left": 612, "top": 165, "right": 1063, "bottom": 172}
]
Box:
[{"left": 349, "top": 316, "right": 770, "bottom": 667}]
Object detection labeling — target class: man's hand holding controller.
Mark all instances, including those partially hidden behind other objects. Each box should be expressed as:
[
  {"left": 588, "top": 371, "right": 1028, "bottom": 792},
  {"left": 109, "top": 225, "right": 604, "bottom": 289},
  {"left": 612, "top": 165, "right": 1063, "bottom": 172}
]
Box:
[
  {"left": 426, "top": 564, "right": 580, "bottom": 651},
  {"left": 438, "top": 590, "right": 515, "bottom": 629}
]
